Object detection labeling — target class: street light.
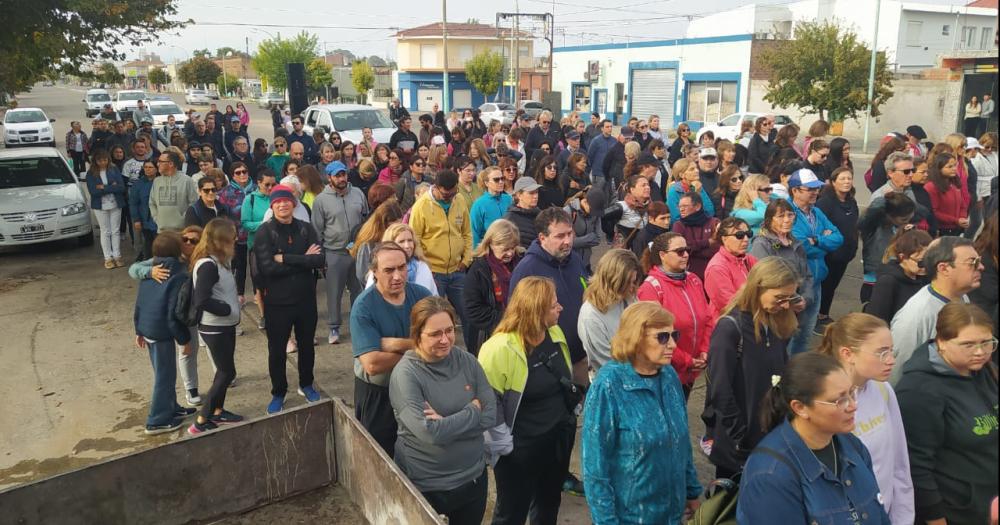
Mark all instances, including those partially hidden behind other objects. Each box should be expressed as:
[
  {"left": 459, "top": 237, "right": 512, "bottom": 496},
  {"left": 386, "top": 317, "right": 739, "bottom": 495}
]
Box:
[{"left": 221, "top": 51, "right": 233, "bottom": 98}]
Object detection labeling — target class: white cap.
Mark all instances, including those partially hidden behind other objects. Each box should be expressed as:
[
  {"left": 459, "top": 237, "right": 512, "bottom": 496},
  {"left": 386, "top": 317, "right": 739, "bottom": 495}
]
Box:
[
  {"left": 699, "top": 147, "right": 718, "bottom": 158},
  {"left": 966, "top": 137, "right": 983, "bottom": 150}
]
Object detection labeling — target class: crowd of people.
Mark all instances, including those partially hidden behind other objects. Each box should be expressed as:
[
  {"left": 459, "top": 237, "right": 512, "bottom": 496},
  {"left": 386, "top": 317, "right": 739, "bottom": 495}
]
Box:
[{"left": 69, "top": 97, "right": 1000, "bottom": 524}]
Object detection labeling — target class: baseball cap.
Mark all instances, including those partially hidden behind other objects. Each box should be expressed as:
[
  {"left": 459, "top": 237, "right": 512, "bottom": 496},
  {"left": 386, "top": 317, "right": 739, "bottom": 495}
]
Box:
[
  {"left": 966, "top": 137, "right": 983, "bottom": 150},
  {"left": 906, "top": 125, "right": 927, "bottom": 140},
  {"left": 699, "top": 147, "right": 718, "bottom": 158},
  {"left": 566, "top": 130, "right": 581, "bottom": 140},
  {"left": 637, "top": 152, "right": 659, "bottom": 167},
  {"left": 324, "top": 160, "right": 348, "bottom": 176},
  {"left": 513, "top": 177, "right": 542, "bottom": 193},
  {"left": 230, "top": 115, "right": 241, "bottom": 122},
  {"left": 141, "top": 117, "right": 153, "bottom": 124},
  {"left": 788, "top": 168, "right": 824, "bottom": 189}
]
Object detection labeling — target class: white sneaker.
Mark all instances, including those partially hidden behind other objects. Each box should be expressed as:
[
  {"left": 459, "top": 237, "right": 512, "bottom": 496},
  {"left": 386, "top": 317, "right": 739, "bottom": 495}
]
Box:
[{"left": 186, "top": 390, "right": 203, "bottom": 406}]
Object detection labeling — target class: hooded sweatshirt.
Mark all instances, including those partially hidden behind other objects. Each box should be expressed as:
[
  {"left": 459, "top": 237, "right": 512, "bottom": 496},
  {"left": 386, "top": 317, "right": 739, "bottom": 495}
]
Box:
[
  {"left": 470, "top": 191, "right": 513, "bottom": 248},
  {"left": 637, "top": 265, "right": 712, "bottom": 385},
  {"left": 149, "top": 173, "right": 198, "bottom": 231},
  {"left": 896, "top": 343, "right": 998, "bottom": 525},
  {"left": 864, "top": 263, "right": 928, "bottom": 324},
  {"left": 566, "top": 197, "right": 601, "bottom": 268},
  {"left": 408, "top": 192, "right": 473, "bottom": 274},
  {"left": 311, "top": 184, "right": 368, "bottom": 252}
]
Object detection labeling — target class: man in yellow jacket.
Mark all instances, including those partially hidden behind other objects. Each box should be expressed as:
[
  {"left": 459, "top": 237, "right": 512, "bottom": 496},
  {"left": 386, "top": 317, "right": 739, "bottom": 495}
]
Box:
[{"left": 408, "top": 169, "right": 474, "bottom": 328}]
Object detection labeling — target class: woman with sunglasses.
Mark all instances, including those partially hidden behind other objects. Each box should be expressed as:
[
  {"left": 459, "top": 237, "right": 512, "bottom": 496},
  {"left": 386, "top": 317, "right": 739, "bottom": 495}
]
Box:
[
  {"left": 532, "top": 154, "right": 563, "bottom": 210},
  {"left": 265, "top": 138, "right": 290, "bottom": 175},
  {"left": 702, "top": 257, "right": 797, "bottom": 478},
  {"left": 377, "top": 148, "right": 406, "bottom": 186},
  {"left": 582, "top": 301, "right": 702, "bottom": 524},
  {"left": 637, "top": 232, "right": 711, "bottom": 397},
  {"left": 218, "top": 161, "right": 256, "bottom": 305},
  {"left": 737, "top": 353, "right": 890, "bottom": 524},
  {"left": 731, "top": 173, "right": 772, "bottom": 235},
  {"left": 395, "top": 155, "right": 434, "bottom": 211},
  {"left": 817, "top": 313, "right": 914, "bottom": 523},
  {"left": 816, "top": 166, "right": 859, "bottom": 328},
  {"left": 667, "top": 123, "right": 693, "bottom": 167},
  {"left": 897, "top": 303, "right": 998, "bottom": 525},
  {"left": 704, "top": 217, "right": 758, "bottom": 319},
  {"left": 747, "top": 116, "right": 777, "bottom": 175},
  {"left": 185, "top": 175, "right": 231, "bottom": 228},
  {"left": 499, "top": 157, "right": 519, "bottom": 193},
  {"left": 804, "top": 139, "right": 831, "bottom": 183},
  {"left": 710, "top": 165, "right": 743, "bottom": 220}
]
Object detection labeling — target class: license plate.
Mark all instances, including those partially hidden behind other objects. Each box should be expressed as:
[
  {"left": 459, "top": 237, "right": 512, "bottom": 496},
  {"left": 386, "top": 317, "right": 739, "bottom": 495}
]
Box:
[
  {"left": 22, "top": 136, "right": 38, "bottom": 142},
  {"left": 20, "top": 224, "right": 44, "bottom": 233}
]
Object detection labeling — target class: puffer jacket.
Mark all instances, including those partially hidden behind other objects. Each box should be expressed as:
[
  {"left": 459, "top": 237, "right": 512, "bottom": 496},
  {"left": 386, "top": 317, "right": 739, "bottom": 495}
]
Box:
[
  {"left": 731, "top": 197, "right": 768, "bottom": 234},
  {"left": 789, "top": 201, "right": 843, "bottom": 283},
  {"left": 704, "top": 249, "right": 757, "bottom": 319},
  {"left": 636, "top": 265, "right": 712, "bottom": 386}
]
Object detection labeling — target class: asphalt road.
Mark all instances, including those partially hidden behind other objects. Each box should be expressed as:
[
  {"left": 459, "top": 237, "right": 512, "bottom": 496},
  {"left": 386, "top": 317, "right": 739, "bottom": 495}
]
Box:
[{"left": 1, "top": 84, "right": 873, "bottom": 523}]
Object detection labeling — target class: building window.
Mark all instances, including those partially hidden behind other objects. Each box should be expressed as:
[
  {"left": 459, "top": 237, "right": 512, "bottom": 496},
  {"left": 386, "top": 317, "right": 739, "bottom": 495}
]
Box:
[
  {"left": 518, "top": 45, "right": 529, "bottom": 58},
  {"left": 458, "top": 44, "right": 474, "bottom": 65},
  {"left": 905, "top": 21, "right": 923, "bottom": 47},
  {"left": 962, "top": 26, "right": 977, "bottom": 48},
  {"left": 686, "top": 80, "right": 738, "bottom": 124},
  {"left": 981, "top": 27, "right": 993, "bottom": 49},
  {"left": 572, "top": 84, "right": 591, "bottom": 112},
  {"left": 942, "top": 24, "right": 950, "bottom": 36},
  {"left": 420, "top": 44, "right": 437, "bottom": 68}
]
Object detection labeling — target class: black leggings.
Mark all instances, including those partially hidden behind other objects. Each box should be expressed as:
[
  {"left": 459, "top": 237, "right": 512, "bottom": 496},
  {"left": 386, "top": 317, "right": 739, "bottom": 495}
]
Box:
[
  {"left": 199, "top": 324, "right": 237, "bottom": 420},
  {"left": 265, "top": 301, "right": 317, "bottom": 397},
  {"left": 422, "top": 468, "right": 489, "bottom": 525},
  {"left": 820, "top": 258, "right": 850, "bottom": 316},
  {"left": 491, "top": 423, "right": 575, "bottom": 525},
  {"left": 233, "top": 243, "right": 248, "bottom": 296}
]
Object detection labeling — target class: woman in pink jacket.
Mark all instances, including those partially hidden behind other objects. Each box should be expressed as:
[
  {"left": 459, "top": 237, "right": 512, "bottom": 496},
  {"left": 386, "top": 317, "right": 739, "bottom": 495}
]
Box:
[
  {"left": 637, "top": 232, "right": 712, "bottom": 397},
  {"left": 704, "top": 217, "right": 758, "bottom": 319}
]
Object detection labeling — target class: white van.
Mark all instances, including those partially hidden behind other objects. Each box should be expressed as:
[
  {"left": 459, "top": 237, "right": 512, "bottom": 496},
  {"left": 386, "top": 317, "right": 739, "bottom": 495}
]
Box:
[
  {"left": 0, "top": 147, "right": 93, "bottom": 246},
  {"left": 84, "top": 89, "right": 112, "bottom": 117}
]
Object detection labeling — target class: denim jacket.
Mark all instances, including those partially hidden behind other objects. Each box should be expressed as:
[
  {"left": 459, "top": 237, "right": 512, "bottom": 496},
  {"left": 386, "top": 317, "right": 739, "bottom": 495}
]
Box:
[{"left": 738, "top": 420, "right": 891, "bottom": 525}]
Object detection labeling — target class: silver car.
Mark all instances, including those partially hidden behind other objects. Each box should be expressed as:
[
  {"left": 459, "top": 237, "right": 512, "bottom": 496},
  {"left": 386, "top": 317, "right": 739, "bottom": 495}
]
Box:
[
  {"left": 185, "top": 89, "right": 212, "bottom": 106},
  {"left": 300, "top": 104, "right": 396, "bottom": 145},
  {"left": 0, "top": 148, "right": 93, "bottom": 246},
  {"left": 479, "top": 102, "right": 516, "bottom": 126},
  {"left": 257, "top": 92, "right": 286, "bottom": 108}
]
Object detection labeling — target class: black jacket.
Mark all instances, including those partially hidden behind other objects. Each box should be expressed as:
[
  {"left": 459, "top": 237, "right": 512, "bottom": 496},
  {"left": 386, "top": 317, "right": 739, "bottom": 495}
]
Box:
[
  {"left": 462, "top": 255, "right": 518, "bottom": 356},
  {"left": 747, "top": 133, "right": 775, "bottom": 174},
  {"left": 710, "top": 189, "right": 739, "bottom": 221},
  {"left": 969, "top": 255, "right": 998, "bottom": 336},
  {"left": 863, "top": 263, "right": 928, "bottom": 324},
  {"left": 631, "top": 221, "right": 670, "bottom": 260},
  {"left": 602, "top": 142, "right": 626, "bottom": 190},
  {"left": 388, "top": 128, "right": 418, "bottom": 153},
  {"left": 505, "top": 206, "right": 540, "bottom": 249},
  {"left": 702, "top": 310, "right": 789, "bottom": 474},
  {"left": 815, "top": 193, "right": 859, "bottom": 265},
  {"left": 253, "top": 218, "right": 325, "bottom": 305},
  {"left": 897, "top": 343, "right": 998, "bottom": 525},
  {"left": 867, "top": 158, "right": 888, "bottom": 192},
  {"left": 537, "top": 177, "right": 564, "bottom": 210},
  {"left": 184, "top": 200, "right": 231, "bottom": 228},
  {"left": 804, "top": 159, "right": 830, "bottom": 183},
  {"left": 667, "top": 137, "right": 689, "bottom": 166},
  {"left": 524, "top": 125, "right": 560, "bottom": 161},
  {"left": 911, "top": 183, "right": 939, "bottom": 236}
]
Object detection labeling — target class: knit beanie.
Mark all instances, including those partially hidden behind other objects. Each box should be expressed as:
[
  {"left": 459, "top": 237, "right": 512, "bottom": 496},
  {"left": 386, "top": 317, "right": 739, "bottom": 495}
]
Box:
[{"left": 269, "top": 184, "right": 297, "bottom": 207}]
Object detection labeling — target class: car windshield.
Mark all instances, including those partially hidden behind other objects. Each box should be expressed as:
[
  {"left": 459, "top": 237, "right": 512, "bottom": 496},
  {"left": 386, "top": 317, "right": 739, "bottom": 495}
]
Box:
[
  {"left": 329, "top": 110, "right": 394, "bottom": 131},
  {"left": 87, "top": 93, "right": 111, "bottom": 102},
  {"left": 118, "top": 92, "right": 145, "bottom": 101},
  {"left": 774, "top": 115, "right": 793, "bottom": 125},
  {"left": 496, "top": 104, "right": 515, "bottom": 110},
  {"left": 150, "top": 104, "right": 182, "bottom": 116},
  {"left": 5, "top": 111, "right": 46, "bottom": 124},
  {"left": 523, "top": 102, "right": 542, "bottom": 109},
  {"left": 191, "top": 90, "right": 206, "bottom": 95},
  {"left": 0, "top": 157, "right": 75, "bottom": 189}
]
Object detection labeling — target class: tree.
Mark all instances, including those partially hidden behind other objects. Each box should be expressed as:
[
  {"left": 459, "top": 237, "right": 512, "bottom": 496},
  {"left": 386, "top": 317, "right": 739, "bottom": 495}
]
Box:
[
  {"left": 251, "top": 32, "right": 319, "bottom": 92},
  {"left": 306, "top": 58, "right": 334, "bottom": 94},
  {"left": 216, "top": 73, "right": 241, "bottom": 96},
  {"left": 0, "top": 0, "right": 184, "bottom": 95},
  {"left": 215, "top": 47, "right": 247, "bottom": 59},
  {"left": 366, "top": 55, "right": 387, "bottom": 68},
  {"left": 192, "top": 48, "right": 212, "bottom": 58},
  {"left": 178, "top": 56, "right": 222, "bottom": 87},
  {"left": 148, "top": 68, "right": 171, "bottom": 90},
  {"left": 331, "top": 48, "right": 356, "bottom": 63},
  {"left": 465, "top": 50, "right": 504, "bottom": 102},
  {"left": 351, "top": 60, "right": 375, "bottom": 104},
  {"left": 96, "top": 63, "right": 124, "bottom": 86},
  {"left": 758, "top": 21, "right": 893, "bottom": 122}
]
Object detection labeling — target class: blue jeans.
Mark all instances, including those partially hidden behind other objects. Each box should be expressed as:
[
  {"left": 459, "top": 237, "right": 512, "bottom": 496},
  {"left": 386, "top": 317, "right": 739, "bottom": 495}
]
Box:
[
  {"left": 433, "top": 271, "right": 467, "bottom": 329},
  {"left": 789, "top": 281, "right": 822, "bottom": 355},
  {"left": 147, "top": 339, "right": 181, "bottom": 426}
]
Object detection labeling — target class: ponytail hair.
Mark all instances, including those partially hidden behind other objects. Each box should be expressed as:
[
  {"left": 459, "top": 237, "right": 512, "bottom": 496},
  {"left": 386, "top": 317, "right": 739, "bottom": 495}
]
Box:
[
  {"left": 760, "top": 353, "right": 845, "bottom": 433},
  {"left": 815, "top": 313, "right": 888, "bottom": 362},
  {"left": 640, "top": 232, "right": 683, "bottom": 274}
]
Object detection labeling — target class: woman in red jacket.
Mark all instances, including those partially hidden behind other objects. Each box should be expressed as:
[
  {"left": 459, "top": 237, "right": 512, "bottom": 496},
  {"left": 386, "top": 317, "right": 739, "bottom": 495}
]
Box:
[
  {"left": 925, "top": 153, "right": 969, "bottom": 237},
  {"left": 704, "top": 217, "right": 758, "bottom": 319},
  {"left": 637, "top": 232, "right": 712, "bottom": 397}
]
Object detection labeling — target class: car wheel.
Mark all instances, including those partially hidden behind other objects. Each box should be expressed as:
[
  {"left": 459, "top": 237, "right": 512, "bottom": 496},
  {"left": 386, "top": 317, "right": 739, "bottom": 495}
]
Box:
[{"left": 78, "top": 232, "right": 94, "bottom": 247}]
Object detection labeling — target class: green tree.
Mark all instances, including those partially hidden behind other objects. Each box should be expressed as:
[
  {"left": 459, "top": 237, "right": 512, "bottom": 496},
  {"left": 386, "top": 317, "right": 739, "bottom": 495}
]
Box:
[
  {"left": 178, "top": 56, "right": 222, "bottom": 87},
  {"left": 148, "top": 67, "right": 171, "bottom": 89},
  {"left": 192, "top": 48, "right": 212, "bottom": 58},
  {"left": 351, "top": 60, "right": 375, "bottom": 104},
  {"left": 367, "top": 55, "right": 387, "bottom": 68},
  {"left": 0, "top": 0, "right": 184, "bottom": 95},
  {"left": 97, "top": 63, "right": 124, "bottom": 85},
  {"left": 215, "top": 47, "right": 247, "bottom": 59},
  {"left": 758, "top": 21, "right": 893, "bottom": 121},
  {"left": 251, "top": 32, "right": 319, "bottom": 92},
  {"left": 306, "top": 58, "right": 334, "bottom": 94},
  {"left": 216, "top": 73, "right": 241, "bottom": 96},
  {"left": 465, "top": 50, "right": 504, "bottom": 101}
]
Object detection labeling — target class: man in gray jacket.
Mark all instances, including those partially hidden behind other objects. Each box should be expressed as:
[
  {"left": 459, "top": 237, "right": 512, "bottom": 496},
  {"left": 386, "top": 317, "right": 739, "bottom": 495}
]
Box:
[
  {"left": 312, "top": 161, "right": 369, "bottom": 344},
  {"left": 149, "top": 150, "right": 198, "bottom": 232}
]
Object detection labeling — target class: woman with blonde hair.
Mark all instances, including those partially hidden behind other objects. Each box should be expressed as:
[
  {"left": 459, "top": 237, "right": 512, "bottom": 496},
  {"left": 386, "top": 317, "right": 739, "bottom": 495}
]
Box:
[
  {"left": 701, "top": 256, "right": 799, "bottom": 478},
  {"left": 363, "top": 222, "right": 436, "bottom": 294},
  {"left": 188, "top": 218, "right": 243, "bottom": 434},
  {"left": 816, "top": 312, "right": 914, "bottom": 523},
  {"left": 351, "top": 199, "right": 404, "bottom": 285},
  {"left": 578, "top": 249, "right": 642, "bottom": 374},
  {"left": 582, "top": 301, "right": 702, "bottom": 524},
  {"left": 349, "top": 157, "right": 378, "bottom": 197},
  {"left": 716, "top": 139, "right": 737, "bottom": 171},
  {"left": 467, "top": 138, "right": 493, "bottom": 172},
  {"left": 478, "top": 276, "right": 576, "bottom": 525},
  {"left": 427, "top": 144, "right": 449, "bottom": 171},
  {"left": 731, "top": 173, "right": 772, "bottom": 234},
  {"left": 463, "top": 219, "right": 523, "bottom": 355}
]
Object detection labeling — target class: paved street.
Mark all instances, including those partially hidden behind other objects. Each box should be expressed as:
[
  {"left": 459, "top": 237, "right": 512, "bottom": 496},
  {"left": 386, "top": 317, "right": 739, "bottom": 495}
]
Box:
[{"left": 1, "top": 84, "right": 872, "bottom": 522}]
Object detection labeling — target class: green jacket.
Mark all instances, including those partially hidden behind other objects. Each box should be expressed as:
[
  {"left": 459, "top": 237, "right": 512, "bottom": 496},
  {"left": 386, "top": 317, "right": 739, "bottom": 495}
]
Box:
[{"left": 241, "top": 190, "right": 271, "bottom": 249}]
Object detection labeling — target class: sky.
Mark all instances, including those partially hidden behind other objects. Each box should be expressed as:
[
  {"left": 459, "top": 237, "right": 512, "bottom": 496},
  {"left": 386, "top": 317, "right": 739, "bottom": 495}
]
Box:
[{"left": 135, "top": 0, "right": 974, "bottom": 63}]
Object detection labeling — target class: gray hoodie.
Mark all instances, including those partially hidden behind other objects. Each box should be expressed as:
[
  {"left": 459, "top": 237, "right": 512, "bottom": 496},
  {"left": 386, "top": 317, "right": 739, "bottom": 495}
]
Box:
[
  {"left": 310, "top": 184, "right": 368, "bottom": 252},
  {"left": 149, "top": 173, "right": 198, "bottom": 231}
]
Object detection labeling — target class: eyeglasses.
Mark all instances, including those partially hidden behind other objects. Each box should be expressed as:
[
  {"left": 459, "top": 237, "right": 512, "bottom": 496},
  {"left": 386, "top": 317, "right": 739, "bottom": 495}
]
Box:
[
  {"left": 818, "top": 153, "right": 829, "bottom": 160},
  {"left": 260, "top": 182, "right": 276, "bottom": 188},
  {"left": 730, "top": 175, "right": 745, "bottom": 182},
  {"left": 758, "top": 186, "right": 773, "bottom": 193},
  {"left": 655, "top": 330, "right": 681, "bottom": 345},
  {"left": 814, "top": 386, "right": 861, "bottom": 411},
  {"left": 639, "top": 125, "right": 648, "bottom": 130},
  {"left": 913, "top": 257, "right": 926, "bottom": 269},
  {"left": 665, "top": 247, "right": 690, "bottom": 256},
  {"left": 949, "top": 337, "right": 999, "bottom": 354},
  {"left": 201, "top": 187, "right": 217, "bottom": 194},
  {"left": 504, "top": 167, "right": 517, "bottom": 172},
  {"left": 292, "top": 121, "right": 302, "bottom": 126},
  {"left": 182, "top": 237, "right": 199, "bottom": 245},
  {"left": 955, "top": 256, "right": 983, "bottom": 268},
  {"left": 774, "top": 294, "right": 803, "bottom": 306},
  {"left": 275, "top": 143, "right": 287, "bottom": 148},
  {"left": 423, "top": 326, "right": 457, "bottom": 340},
  {"left": 724, "top": 230, "right": 753, "bottom": 240},
  {"left": 389, "top": 155, "right": 400, "bottom": 161},
  {"left": 234, "top": 169, "right": 248, "bottom": 175},
  {"left": 545, "top": 164, "right": 556, "bottom": 170},
  {"left": 862, "top": 348, "right": 895, "bottom": 364}
]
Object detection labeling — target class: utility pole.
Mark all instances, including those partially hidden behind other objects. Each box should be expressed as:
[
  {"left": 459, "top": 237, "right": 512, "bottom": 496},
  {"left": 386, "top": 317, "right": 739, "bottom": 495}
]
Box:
[
  {"left": 514, "top": 0, "right": 520, "bottom": 107},
  {"left": 862, "top": 0, "right": 881, "bottom": 154},
  {"left": 242, "top": 37, "right": 249, "bottom": 98},
  {"left": 221, "top": 51, "right": 228, "bottom": 97},
  {"left": 442, "top": 0, "right": 450, "bottom": 113}
]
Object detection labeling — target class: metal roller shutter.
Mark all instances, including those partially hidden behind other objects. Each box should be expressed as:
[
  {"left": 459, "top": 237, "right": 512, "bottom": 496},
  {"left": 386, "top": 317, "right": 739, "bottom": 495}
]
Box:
[{"left": 630, "top": 68, "right": 676, "bottom": 129}]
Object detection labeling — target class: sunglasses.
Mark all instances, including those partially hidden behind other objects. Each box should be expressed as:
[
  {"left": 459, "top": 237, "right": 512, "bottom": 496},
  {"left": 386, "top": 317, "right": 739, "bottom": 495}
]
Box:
[
  {"left": 665, "top": 247, "right": 690, "bottom": 256},
  {"left": 724, "top": 230, "right": 753, "bottom": 240},
  {"left": 731, "top": 175, "right": 745, "bottom": 182},
  {"left": 896, "top": 168, "right": 915, "bottom": 175},
  {"left": 655, "top": 330, "right": 681, "bottom": 345},
  {"left": 489, "top": 177, "right": 504, "bottom": 183},
  {"left": 182, "top": 237, "right": 199, "bottom": 245},
  {"left": 234, "top": 169, "right": 248, "bottom": 175},
  {"left": 413, "top": 162, "right": 426, "bottom": 167},
  {"left": 759, "top": 186, "right": 773, "bottom": 193},
  {"left": 260, "top": 182, "right": 276, "bottom": 188},
  {"left": 504, "top": 167, "right": 517, "bottom": 172},
  {"left": 292, "top": 121, "right": 302, "bottom": 125},
  {"left": 201, "top": 187, "right": 217, "bottom": 193},
  {"left": 775, "top": 294, "right": 804, "bottom": 306}
]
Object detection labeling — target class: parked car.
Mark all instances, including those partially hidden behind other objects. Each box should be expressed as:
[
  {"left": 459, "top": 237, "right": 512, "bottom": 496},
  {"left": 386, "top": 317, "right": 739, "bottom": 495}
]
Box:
[
  {"left": 185, "top": 89, "right": 212, "bottom": 106},
  {"left": 0, "top": 147, "right": 93, "bottom": 247},
  {"left": 2, "top": 108, "right": 56, "bottom": 148},
  {"left": 112, "top": 90, "right": 147, "bottom": 114},
  {"left": 257, "top": 92, "right": 285, "bottom": 109},
  {"left": 83, "top": 88, "right": 112, "bottom": 117},
  {"left": 519, "top": 100, "right": 544, "bottom": 120},
  {"left": 207, "top": 90, "right": 220, "bottom": 100},
  {"left": 696, "top": 112, "right": 793, "bottom": 143},
  {"left": 143, "top": 100, "right": 187, "bottom": 128},
  {"left": 299, "top": 104, "right": 396, "bottom": 146},
  {"left": 478, "top": 102, "right": 517, "bottom": 126}
]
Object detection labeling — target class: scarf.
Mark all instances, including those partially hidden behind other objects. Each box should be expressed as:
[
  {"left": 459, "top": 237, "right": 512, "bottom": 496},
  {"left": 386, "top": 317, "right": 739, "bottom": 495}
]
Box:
[
  {"left": 661, "top": 267, "right": 687, "bottom": 281},
  {"left": 679, "top": 208, "right": 710, "bottom": 227},
  {"left": 486, "top": 252, "right": 517, "bottom": 308}
]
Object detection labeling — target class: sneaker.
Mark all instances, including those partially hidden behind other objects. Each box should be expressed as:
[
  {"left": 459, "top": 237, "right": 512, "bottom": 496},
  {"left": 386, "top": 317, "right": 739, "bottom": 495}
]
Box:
[
  {"left": 104, "top": 259, "right": 115, "bottom": 269},
  {"left": 266, "top": 395, "right": 285, "bottom": 415},
  {"left": 328, "top": 328, "right": 340, "bottom": 345},
  {"left": 257, "top": 316, "right": 266, "bottom": 330},
  {"left": 286, "top": 339, "right": 298, "bottom": 354},
  {"left": 187, "top": 419, "right": 218, "bottom": 435},
  {"left": 174, "top": 406, "right": 197, "bottom": 418},
  {"left": 210, "top": 410, "right": 245, "bottom": 425},
  {"left": 699, "top": 435, "right": 714, "bottom": 457},
  {"left": 562, "top": 472, "right": 585, "bottom": 497},
  {"left": 298, "top": 385, "right": 321, "bottom": 403},
  {"left": 813, "top": 316, "right": 835, "bottom": 336},
  {"left": 186, "top": 389, "right": 203, "bottom": 406},
  {"left": 144, "top": 417, "right": 184, "bottom": 435}
]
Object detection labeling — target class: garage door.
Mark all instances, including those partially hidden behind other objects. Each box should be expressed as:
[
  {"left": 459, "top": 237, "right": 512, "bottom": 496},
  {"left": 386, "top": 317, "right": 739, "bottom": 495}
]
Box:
[
  {"left": 630, "top": 68, "right": 676, "bottom": 129},
  {"left": 453, "top": 89, "right": 472, "bottom": 110},
  {"left": 417, "top": 88, "right": 442, "bottom": 112}
]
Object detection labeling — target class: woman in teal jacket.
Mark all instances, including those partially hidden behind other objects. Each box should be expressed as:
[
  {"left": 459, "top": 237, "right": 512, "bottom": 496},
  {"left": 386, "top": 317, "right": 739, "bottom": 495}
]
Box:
[
  {"left": 582, "top": 301, "right": 702, "bottom": 525},
  {"left": 730, "top": 173, "right": 772, "bottom": 234}
]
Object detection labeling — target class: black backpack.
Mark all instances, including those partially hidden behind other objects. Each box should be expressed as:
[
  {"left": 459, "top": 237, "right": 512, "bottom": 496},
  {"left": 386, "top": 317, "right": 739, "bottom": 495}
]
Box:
[{"left": 173, "top": 275, "right": 201, "bottom": 327}]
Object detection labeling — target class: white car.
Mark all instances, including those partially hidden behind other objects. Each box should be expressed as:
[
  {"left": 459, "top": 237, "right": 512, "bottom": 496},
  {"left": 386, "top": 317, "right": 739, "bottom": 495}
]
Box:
[
  {"left": 0, "top": 147, "right": 93, "bottom": 247},
  {"left": 145, "top": 100, "right": 187, "bottom": 127},
  {"left": 185, "top": 89, "right": 212, "bottom": 105},
  {"left": 2, "top": 108, "right": 56, "bottom": 148},
  {"left": 113, "top": 90, "right": 147, "bottom": 114},
  {"left": 257, "top": 92, "right": 285, "bottom": 109},
  {"left": 478, "top": 102, "right": 516, "bottom": 126},
  {"left": 83, "top": 88, "right": 112, "bottom": 117},
  {"left": 519, "top": 100, "right": 544, "bottom": 120},
  {"left": 300, "top": 104, "right": 396, "bottom": 146},
  {"left": 696, "top": 112, "right": 793, "bottom": 143}
]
